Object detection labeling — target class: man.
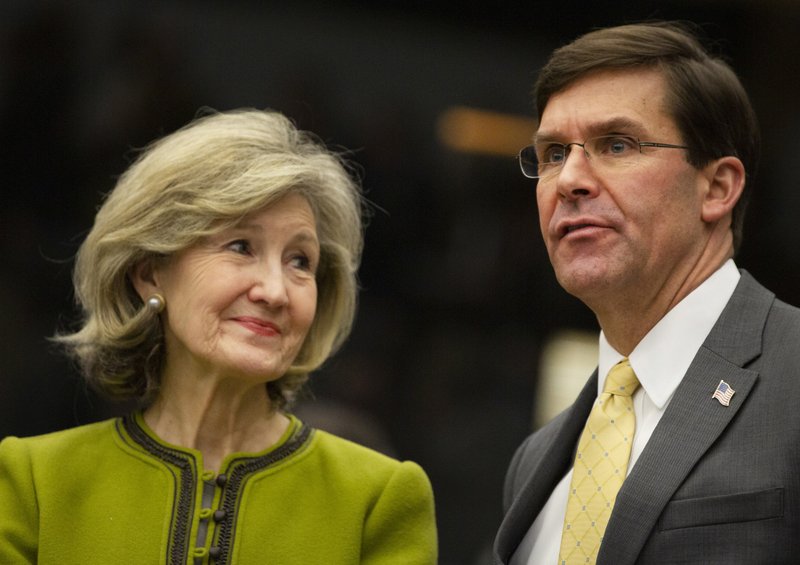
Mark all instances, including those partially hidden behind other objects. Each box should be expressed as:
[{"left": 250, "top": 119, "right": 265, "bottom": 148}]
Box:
[{"left": 494, "top": 22, "right": 800, "bottom": 565}]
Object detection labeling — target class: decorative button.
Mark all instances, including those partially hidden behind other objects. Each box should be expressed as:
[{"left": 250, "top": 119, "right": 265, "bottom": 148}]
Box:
[
  {"left": 216, "top": 474, "right": 228, "bottom": 487},
  {"left": 209, "top": 546, "right": 221, "bottom": 560},
  {"left": 213, "top": 509, "right": 227, "bottom": 522}
]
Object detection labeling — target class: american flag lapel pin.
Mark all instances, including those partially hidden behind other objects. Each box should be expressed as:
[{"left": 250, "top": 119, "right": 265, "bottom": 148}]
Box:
[{"left": 712, "top": 380, "right": 735, "bottom": 406}]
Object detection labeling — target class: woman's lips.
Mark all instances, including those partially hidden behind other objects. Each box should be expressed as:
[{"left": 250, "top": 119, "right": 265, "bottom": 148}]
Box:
[{"left": 232, "top": 316, "right": 281, "bottom": 337}]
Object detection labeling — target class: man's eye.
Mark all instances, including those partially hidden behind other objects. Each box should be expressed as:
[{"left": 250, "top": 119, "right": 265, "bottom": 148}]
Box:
[
  {"left": 596, "top": 135, "right": 637, "bottom": 156},
  {"left": 543, "top": 145, "right": 566, "bottom": 163}
]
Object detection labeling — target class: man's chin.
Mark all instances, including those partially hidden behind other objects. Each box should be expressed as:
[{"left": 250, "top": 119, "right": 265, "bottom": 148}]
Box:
[{"left": 555, "top": 264, "right": 616, "bottom": 300}]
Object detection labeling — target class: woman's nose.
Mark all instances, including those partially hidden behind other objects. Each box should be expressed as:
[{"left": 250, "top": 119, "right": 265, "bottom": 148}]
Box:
[{"left": 248, "top": 264, "right": 289, "bottom": 307}]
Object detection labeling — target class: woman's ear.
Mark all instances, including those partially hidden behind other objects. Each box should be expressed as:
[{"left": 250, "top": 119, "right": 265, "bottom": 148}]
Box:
[
  {"left": 701, "top": 156, "right": 746, "bottom": 224},
  {"left": 130, "top": 259, "right": 162, "bottom": 303}
]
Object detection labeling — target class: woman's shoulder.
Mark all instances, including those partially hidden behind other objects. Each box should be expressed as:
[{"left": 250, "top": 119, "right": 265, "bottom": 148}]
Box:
[
  {"left": 304, "top": 426, "right": 436, "bottom": 551},
  {"left": 306, "top": 426, "right": 430, "bottom": 488},
  {"left": 0, "top": 417, "right": 119, "bottom": 463},
  {"left": 311, "top": 427, "right": 396, "bottom": 462}
]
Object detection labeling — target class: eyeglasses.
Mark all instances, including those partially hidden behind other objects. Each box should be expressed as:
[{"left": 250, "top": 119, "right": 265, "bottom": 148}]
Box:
[{"left": 518, "top": 135, "right": 690, "bottom": 180}]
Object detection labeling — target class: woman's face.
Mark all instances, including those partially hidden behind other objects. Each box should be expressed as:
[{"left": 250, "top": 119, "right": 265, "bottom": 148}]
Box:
[{"left": 144, "top": 193, "right": 320, "bottom": 385}]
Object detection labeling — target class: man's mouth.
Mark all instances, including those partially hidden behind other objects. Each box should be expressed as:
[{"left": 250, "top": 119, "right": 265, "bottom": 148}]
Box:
[{"left": 565, "top": 224, "right": 593, "bottom": 234}]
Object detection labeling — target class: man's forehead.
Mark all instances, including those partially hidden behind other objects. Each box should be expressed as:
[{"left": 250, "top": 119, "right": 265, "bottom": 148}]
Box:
[
  {"left": 535, "top": 116, "right": 648, "bottom": 143},
  {"left": 536, "top": 68, "right": 673, "bottom": 140}
]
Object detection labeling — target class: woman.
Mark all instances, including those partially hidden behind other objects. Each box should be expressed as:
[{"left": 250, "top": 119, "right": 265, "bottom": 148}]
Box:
[{"left": 0, "top": 109, "right": 437, "bottom": 564}]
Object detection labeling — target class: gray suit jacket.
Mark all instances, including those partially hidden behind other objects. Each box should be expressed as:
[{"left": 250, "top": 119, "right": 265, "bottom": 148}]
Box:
[{"left": 494, "top": 271, "right": 800, "bottom": 564}]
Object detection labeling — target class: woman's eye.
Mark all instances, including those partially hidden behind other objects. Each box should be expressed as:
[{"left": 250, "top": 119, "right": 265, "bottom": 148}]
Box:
[
  {"left": 227, "top": 240, "right": 251, "bottom": 255},
  {"left": 290, "top": 254, "right": 312, "bottom": 271}
]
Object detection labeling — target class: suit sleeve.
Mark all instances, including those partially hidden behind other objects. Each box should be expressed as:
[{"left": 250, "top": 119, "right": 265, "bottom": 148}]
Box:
[
  {"left": 0, "top": 437, "right": 39, "bottom": 564},
  {"left": 361, "top": 460, "right": 438, "bottom": 565}
]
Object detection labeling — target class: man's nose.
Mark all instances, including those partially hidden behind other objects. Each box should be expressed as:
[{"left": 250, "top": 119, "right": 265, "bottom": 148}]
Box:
[{"left": 555, "top": 146, "right": 600, "bottom": 201}]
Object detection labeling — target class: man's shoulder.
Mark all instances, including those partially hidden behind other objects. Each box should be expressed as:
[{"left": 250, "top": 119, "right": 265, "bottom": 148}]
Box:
[
  {"left": 736, "top": 270, "right": 800, "bottom": 325},
  {"left": 769, "top": 295, "right": 800, "bottom": 324}
]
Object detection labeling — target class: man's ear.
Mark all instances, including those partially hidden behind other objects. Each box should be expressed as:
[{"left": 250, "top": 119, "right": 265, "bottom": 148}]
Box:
[
  {"left": 701, "top": 156, "right": 745, "bottom": 224},
  {"left": 129, "top": 259, "right": 163, "bottom": 303}
]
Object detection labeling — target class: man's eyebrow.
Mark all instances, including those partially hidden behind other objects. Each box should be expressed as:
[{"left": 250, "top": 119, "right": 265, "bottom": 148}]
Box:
[{"left": 535, "top": 117, "right": 646, "bottom": 143}]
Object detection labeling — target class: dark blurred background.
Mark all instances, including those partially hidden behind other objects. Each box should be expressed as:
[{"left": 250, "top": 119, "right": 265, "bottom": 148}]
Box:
[{"left": 1, "top": 1, "right": 799, "bottom": 563}]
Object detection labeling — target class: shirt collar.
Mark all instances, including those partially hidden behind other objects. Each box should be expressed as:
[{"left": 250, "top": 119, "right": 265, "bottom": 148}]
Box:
[{"left": 598, "top": 259, "right": 740, "bottom": 408}]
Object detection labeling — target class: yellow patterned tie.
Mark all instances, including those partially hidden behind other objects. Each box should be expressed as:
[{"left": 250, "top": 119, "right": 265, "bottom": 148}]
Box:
[{"left": 558, "top": 358, "right": 640, "bottom": 564}]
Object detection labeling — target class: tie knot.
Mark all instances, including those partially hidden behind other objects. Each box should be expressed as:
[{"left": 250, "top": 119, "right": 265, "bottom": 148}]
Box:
[{"left": 603, "top": 358, "right": 640, "bottom": 397}]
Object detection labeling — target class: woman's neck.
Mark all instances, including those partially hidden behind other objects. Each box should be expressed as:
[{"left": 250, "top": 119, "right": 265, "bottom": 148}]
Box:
[{"left": 143, "top": 375, "right": 290, "bottom": 472}]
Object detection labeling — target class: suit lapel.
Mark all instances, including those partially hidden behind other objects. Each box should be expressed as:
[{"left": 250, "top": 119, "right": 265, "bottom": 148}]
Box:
[
  {"left": 494, "top": 373, "right": 598, "bottom": 564},
  {"left": 598, "top": 353, "right": 758, "bottom": 563},
  {"left": 597, "top": 271, "right": 773, "bottom": 564}
]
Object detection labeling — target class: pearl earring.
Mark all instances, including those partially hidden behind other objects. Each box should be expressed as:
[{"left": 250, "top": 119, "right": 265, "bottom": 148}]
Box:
[{"left": 146, "top": 294, "right": 165, "bottom": 313}]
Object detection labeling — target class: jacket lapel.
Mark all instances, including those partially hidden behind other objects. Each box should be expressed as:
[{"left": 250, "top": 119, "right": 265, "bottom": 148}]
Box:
[
  {"left": 494, "top": 373, "right": 598, "bottom": 564},
  {"left": 597, "top": 271, "right": 772, "bottom": 564}
]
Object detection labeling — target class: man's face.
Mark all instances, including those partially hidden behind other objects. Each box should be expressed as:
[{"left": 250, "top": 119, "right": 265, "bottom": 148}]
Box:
[{"left": 536, "top": 67, "right": 710, "bottom": 310}]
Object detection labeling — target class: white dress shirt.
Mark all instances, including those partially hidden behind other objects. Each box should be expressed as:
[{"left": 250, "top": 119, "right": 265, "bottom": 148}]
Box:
[{"left": 511, "top": 260, "right": 741, "bottom": 565}]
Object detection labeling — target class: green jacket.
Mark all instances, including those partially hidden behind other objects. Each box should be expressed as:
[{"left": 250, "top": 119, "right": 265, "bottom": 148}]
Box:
[{"left": 0, "top": 413, "right": 437, "bottom": 564}]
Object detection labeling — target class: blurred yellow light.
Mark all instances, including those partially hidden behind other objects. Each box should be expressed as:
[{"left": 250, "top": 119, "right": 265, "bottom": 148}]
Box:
[
  {"left": 437, "top": 106, "right": 537, "bottom": 156},
  {"left": 534, "top": 330, "right": 598, "bottom": 429}
]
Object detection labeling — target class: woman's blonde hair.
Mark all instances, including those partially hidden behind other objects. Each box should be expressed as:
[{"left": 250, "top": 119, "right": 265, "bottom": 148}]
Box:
[{"left": 56, "top": 109, "right": 364, "bottom": 409}]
